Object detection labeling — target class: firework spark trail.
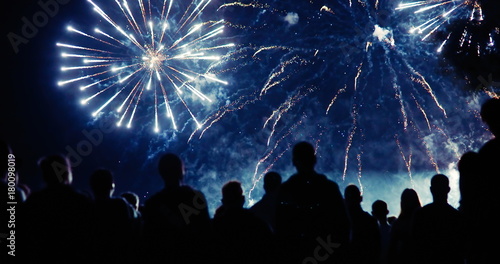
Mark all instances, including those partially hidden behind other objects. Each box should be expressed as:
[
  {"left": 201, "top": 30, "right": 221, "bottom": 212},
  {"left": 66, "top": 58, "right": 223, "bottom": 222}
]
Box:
[
  {"left": 248, "top": 145, "right": 290, "bottom": 202},
  {"left": 411, "top": 119, "right": 441, "bottom": 173},
  {"left": 356, "top": 153, "right": 364, "bottom": 193},
  {"left": 408, "top": 66, "right": 448, "bottom": 117},
  {"left": 189, "top": 92, "right": 261, "bottom": 141},
  {"left": 263, "top": 86, "right": 317, "bottom": 146},
  {"left": 190, "top": 42, "right": 311, "bottom": 142},
  {"left": 343, "top": 105, "right": 358, "bottom": 181},
  {"left": 259, "top": 55, "right": 302, "bottom": 96},
  {"left": 249, "top": 117, "right": 305, "bottom": 199},
  {"left": 353, "top": 62, "right": 363, "bottom": 91},
  {"left": 412, "top": 93, "right": 432, "bottom": 131},
  {"left": 217, "top": 1, "right": 271, "bottom": 11},
  {"left": 117, "top": 77, "right": 144, "bottom": 126},
  {"left": 383, "top": 52, "right": 409, "bottom": 130},
  {"left": 326, "top": 84, "right": 347, "bottom": 114},
  {"left": 58, "top": 0, "right": 233, "bottom": 132},
  {"left": 395, "top": 134, "right": 415, "bottom": 187}
]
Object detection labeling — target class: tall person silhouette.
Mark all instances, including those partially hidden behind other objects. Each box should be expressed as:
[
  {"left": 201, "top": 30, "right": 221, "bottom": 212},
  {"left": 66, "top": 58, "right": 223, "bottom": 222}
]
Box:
[{"left": 275, "top": 142, "right": 349, "bottom": 264}]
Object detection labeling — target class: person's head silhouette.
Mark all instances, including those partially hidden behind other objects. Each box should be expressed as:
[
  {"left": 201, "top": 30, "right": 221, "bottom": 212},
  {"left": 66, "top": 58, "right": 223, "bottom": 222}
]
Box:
[
  {"left": 430, "top": 174, "right": 450, "bottom": 204},
  {"left": 158, "top": 153, "right": 184, "bottom": 188},
  {"left": 400, "top": 188, "right": 421, "bottom": 215},
  {"left": 344, "top": 184, "right": 362, "bottom": 209},
  {"left": 292, "top": 142, "right": 316, "bottom": 173},
  {"left": 263, "top": 171, "right": 281, "bottom": 194},
  {"left": 372, "top": 200, "right": 389, "bottom": 221},
  {"left": 221, "top": 181, "right": 245, "bottom": 209},
  {"left": 38, "top": 154, "right": 73, "bottom": 186},
  {"left": 480, "top": 97, "right": 500, "bottom": 137},
  {"left": 90, "top": 169, "right": 115, "bottom": 200}
]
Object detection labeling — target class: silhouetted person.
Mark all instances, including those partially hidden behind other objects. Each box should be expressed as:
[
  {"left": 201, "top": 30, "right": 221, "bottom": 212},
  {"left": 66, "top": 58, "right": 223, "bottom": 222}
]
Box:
[
  {"left": 250, "top": 171, "right": 282, "bottom": 232},
  {"left": 458, "top": 151, "right": 482, "bottom": 214},
  {"left": 478, "top": 97, "right": 500, "bottom": 195},
  {"left": 388, "top": 188, "right": 421, "bottom": 264},
  {"left": 18, "top": 154, "right": 91, "bottom": 263},
  {"left": 457, "top": 98, "right": 500, "bottom": 264},
  {"left": 478, "top": 98, "right": 500, "bottom": 196},
  {"left": 213, "top": 181, "right": 273, "bottom": 264},
  {"left": 142, "top": 153, "right": 211, "bottom": 263},
  {"left": 372, "top": 200, "right": 391, "bottom": 264},
  {"left": 476, "top": 98, "right": 500, "bottom": 263},
  {"left": 411, "top": 174, "right": 465, "bottom": 264},
  {"left": 88, "top": 169, "right": 135, "bottom": 263},
  {"left": 275, "top": 142, "right": 349, "bottom": 264},
  {"left": 344, "top": 184, "right": 381, "bottom": 264}
]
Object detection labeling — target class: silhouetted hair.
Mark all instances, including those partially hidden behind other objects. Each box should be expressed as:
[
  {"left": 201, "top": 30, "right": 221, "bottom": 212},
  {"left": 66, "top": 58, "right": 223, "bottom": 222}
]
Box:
[
  {"left": 345, "top": 184, "right": 362, "bottom": 203},
  {"left": 90, "top": 169, "right": 114, "bottom": 194},
  {"left": 400, "top": 188, "right": 421, "bottom": 216},
  {"left": 480, "top": 97, "right": 500, "bottom": 129},
  {"left": 221, "top": 181, "right": 244, "bottom": 206},
  {"left": 292, "top": 141, "right": 316, "bottom": 169},
  {"left": 263, "top": 171, "right": 282, "bottom": 193},
  {"left": 38, "top": 154, "right": 72, "bottom": 185},
  {"left": 372, "top": 200, "right": 388, "bottom": 214},
  {"left": 458, "top": 151, "right": 480, "bottom": 174},
  {"left": 430, "top": 174, "right": 450, "bottom": 194},
  {"left": 158, "top": 153, "right": 184, "bottom": 182}
]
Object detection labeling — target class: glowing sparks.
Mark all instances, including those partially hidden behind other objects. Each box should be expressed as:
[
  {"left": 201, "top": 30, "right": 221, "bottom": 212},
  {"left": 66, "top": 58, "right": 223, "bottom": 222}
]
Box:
[
  {"left": 58, "top": 0, "right": 233, "bottom": 132},
  {"left": 397, "top": 0, "right": 485, "bottom": 50}
]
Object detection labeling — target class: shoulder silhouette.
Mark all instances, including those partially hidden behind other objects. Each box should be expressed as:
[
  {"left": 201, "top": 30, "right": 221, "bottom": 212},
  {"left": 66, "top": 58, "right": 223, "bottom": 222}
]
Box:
[
  {"left": 344, "top": 184, "right": 381, "bottom": 264},
  {"left": 457, "top": 97, "right": 500, "bottom": 264},
  {"left": 388, "top": 188, "right": 421, "bottom": 264},
  {"left": 213, "top": 180, "right": 273, "bottom": 264},
  {"left": 19, "top": 154, "right": 91, "bottom": 262},
  {"left": 275, "top": 141, "right": 349, "bottom": 264},
  {"left": 142, "top": 153, "right": 211, "bottom": 263},
  {"left": 411, "top": 174, "right": 465, "bottom": 264},
  {"left": 372, "top": 200, "right": 391, "bottom": 264},
  {"left": 250, "top": 171, "right": 282, "bottom": 232},
  {"left": 88, "top": 168, "right": 136, "bottom": 262}
]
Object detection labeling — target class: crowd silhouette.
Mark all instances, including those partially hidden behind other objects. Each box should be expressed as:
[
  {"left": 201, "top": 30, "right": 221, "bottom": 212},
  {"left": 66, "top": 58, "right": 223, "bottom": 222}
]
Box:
[{"left": 1, "top": 98, "right": 499, "bottom": 264}]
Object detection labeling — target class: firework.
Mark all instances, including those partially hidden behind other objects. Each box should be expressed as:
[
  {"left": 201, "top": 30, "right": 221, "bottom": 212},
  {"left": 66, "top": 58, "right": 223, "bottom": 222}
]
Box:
[
  {"left": 187, "top": 0, "right": 491, "bottom": 207},
  {"left": 57, "top": 0, "right": 234, "bottom": 132},
  {"left": 396, "top": 0, "right": 500, "bottom": 91}
]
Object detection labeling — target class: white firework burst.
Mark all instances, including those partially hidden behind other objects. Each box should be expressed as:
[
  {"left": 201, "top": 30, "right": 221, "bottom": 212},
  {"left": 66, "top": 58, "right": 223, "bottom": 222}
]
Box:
[{"left": 57, "top": 0, "right": 234, "bottom": 132}]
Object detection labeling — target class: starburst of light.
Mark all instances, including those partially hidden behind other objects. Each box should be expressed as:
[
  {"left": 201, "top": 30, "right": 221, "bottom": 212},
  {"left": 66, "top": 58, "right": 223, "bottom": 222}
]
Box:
[{"left": 57, "top": 0, "right": 234, "bottom": 132}]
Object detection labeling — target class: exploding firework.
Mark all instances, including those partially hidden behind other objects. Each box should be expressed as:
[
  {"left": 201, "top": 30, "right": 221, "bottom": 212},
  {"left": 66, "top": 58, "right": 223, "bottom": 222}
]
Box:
[
  {"left": 395, "top": 0, "right": 500, "bottom": 92},
  {"left": 57, "top": 0, "right": 234, "bottom": 132},
  {"left": 52, "top": 0, "right": 495, "bottom": 214},
  {"left": 179, "top": 0, "right": 492, "bottom": 210}
]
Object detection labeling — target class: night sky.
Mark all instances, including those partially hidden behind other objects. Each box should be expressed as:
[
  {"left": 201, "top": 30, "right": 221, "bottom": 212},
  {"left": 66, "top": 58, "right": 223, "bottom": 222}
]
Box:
[{"left": 2, "top": 0, "right": 499, "bottom": 215}]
